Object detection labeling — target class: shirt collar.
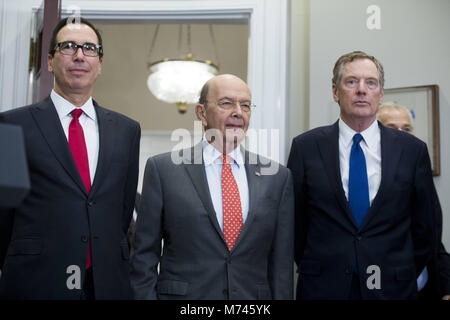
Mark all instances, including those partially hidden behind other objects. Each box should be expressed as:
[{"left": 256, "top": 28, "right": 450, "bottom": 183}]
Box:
[
  {"left": 339, "top": 118, "right": 380, "bottom": 150},
  {"left": 50, "top": 89, "right": 96, "bottom": 121},
  {"left": 202, "top": 136, "right": 244, "bottom": 167}
]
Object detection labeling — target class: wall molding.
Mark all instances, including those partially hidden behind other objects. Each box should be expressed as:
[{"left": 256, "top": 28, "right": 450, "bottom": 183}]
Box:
[
  {"left": 2, "top": 0, "right": 289, "bottom": 163},
  {"left": 62, "top": 0, "right": 289, "bottom": 163}
]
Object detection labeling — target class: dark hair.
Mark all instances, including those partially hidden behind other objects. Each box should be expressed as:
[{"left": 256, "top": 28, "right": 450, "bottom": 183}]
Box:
[
  {"left": 198, "top": 81, "right": 210, "bottom": 105},
  {"left": 48, "top": 17, "right": 103, "bottom": 58}
]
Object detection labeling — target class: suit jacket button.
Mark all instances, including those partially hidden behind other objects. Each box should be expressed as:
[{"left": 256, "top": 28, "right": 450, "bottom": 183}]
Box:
[
  {"left": 88, "top": 201, "right": 94, "bottom": 207},
  {"left": 81, "top": 236, "right": 88, "bottom": 242}
]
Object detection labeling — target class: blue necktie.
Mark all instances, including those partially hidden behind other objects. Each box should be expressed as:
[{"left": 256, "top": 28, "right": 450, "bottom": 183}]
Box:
[{"left": 348, "top": 133, "right": 370, "bottom": 228}]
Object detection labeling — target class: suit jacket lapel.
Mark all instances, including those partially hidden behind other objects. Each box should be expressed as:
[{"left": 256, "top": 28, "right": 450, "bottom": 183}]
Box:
[
  {"left": 183, "top": 145, "right": 265, "bottom": 252},
  {"left": 360, "top": 123, "right": 403, "bottom": 230},
  {"left": 317, "top": 121, "right": 357, "bottom": 230},
  {"left": 183, "top": 144, "right": 226, "bottom": 244},
  {"left": 30, "top": 97, "right": 87, "bottom": 195},
  {"left": 89, "top": 102, "right": 115, "bottom": 197}
]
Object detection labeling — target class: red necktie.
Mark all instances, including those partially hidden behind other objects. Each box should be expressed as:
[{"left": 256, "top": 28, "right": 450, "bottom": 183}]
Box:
[
  {"left": 69, "top": 109, "right": 92, "bottom": 269},
  {"left": 221, "top": 155, "right": 243, "bottom": 251}
]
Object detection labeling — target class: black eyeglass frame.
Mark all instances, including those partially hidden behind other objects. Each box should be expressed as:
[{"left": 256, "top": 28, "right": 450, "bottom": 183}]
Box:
[{"left": 51, "top": 41, "right": 103, "bottom": 58}]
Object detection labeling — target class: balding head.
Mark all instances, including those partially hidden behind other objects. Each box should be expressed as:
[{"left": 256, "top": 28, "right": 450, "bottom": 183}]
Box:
[
  {"left": 199, "top": 74, "right": 250, "bottom": 106},
  {"left": 377, "top": 102, "right": 414, "bottom": 134},
  {"left": 195, "top": 74, "right": 252, "bottom": 154}
]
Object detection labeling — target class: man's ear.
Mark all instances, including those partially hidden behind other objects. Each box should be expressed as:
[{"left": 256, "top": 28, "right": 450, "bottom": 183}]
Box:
[
  {"left": 378, "top": 88, "right": 384, "bottom": 105},
  {"left": 48, "top": 54, "right": 54, "bottom": 73},
  {"left": 195, "top": 104, "right": 207, "bottom": 127},
  {"left": 97, "top": 58, "right": 103, "bottom": 75},
  {"left": 332, "top": 83, "right": 339, "bottom": 102}
]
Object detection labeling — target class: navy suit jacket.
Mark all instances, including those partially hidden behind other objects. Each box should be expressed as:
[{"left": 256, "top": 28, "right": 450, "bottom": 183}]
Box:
[
  {"left": 0, "top": 97, "right": 140, "bottom": 299},
  {"left": 287, "top": 120, "right": 436, "bottom": 300},
  {"left": 422, "top": 195, "right": 450, "bottom": 299}
]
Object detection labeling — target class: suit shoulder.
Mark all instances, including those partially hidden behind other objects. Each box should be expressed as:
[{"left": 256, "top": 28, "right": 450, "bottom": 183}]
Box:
[
  {"left": 95, "top": 104, "right": 140, "bottom": 129},
  {"left": 252, "top": 152, "right": 286, "bottom": 168},
  {"left": 291, "top": 124, "right": 334, "bottom": 145},
  {"left": 150, "top": 151, "right": 174, "bottom": 163},
  {"left": 144, "top": 149, "right": 192, "bottom": 178},
  {"left": 0, "top": 103, "right": 37, "bottom": 121},
  {"left": 147, "top": 149, "right": 185, "bottom": 168},
  {"left": 383, "top": 126, "right": 427, "bottom": 149},
  {"left": 246, "top": 151, "right": 290, "bottom": 177}
]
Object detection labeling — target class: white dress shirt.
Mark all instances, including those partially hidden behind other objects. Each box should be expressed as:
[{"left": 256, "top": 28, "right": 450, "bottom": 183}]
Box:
[
  {"left": 338, "top": 119, "right": 428, "bottom": 289},
  {"left": 339, "top": 119, "right": 381, "bottom": 205},
  {"left": 51, "top": 90, "right": 99, "bottom": 184},
  {"left": 202, "top": 138, "right": 249, "bottom": 231},
  {"left": 417, "top": 266, "right": 428, "bottom": 291}
]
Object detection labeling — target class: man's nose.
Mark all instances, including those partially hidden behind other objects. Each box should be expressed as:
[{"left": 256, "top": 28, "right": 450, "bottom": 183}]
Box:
[
  {"left": 231, "top": 104, "right": 244, "bottom": 117},
  {"left": 356, "top": 81, "right": 367, "bottom": 94},
  {"left": 73, "top": 47, "right": 85, "bottom": 60}
]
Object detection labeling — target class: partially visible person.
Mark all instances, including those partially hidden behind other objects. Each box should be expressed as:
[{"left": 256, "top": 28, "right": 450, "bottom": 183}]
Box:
[
  {"left": 377, "top": 102, "right": 414, "bottom": 133},
  {"left": 377, "top": 102, "right": 450, "bottom": 300},
  {"left": 0, "top": 17, "right": 140, "bottom": 299}
]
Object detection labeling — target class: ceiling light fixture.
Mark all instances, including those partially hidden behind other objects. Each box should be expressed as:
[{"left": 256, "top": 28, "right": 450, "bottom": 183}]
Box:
[{"left": 146, "top": 24, "right": 220, "bottom": 114}]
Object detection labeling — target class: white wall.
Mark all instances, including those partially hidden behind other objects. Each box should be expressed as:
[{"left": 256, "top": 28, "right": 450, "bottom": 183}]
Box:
[
  {"left": 287, "top": 0, "right": 309, "bottom": 159},
  {"left": 308, "top": 0, "right": 450, "bottom": 248}
]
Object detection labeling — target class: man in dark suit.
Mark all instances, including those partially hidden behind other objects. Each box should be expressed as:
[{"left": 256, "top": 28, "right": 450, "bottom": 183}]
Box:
[
  {"left": 131, "top": 74, "right": 294, "bottom": 299},
  {"left": 0, "top": 17, "right": 140, "bottom": 299},
  {"left": 377, "top": 103, "right": 450, "bottom": 300},
  {"left": 287, "top": 51, "right": 435, "bottom": 300}
]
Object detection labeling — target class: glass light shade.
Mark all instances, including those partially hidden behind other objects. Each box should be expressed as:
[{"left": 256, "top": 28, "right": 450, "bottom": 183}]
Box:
[{"left": 147, "top": 60, "right": 218, "bottom": 105}]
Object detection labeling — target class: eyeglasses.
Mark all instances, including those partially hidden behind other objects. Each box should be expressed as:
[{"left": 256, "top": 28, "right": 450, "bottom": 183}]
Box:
[
  {"left": 207, "top": 99, "right": 256, "bottom": 113},
  {"left": 53, "top": 41, "right": 103, "bottom": 57}
]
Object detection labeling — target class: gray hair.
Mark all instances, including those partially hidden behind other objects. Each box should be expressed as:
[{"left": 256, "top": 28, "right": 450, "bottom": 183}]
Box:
[
  {"left": 377, "top": 102, "right": 414, "bottom": 124},
  {"left": 332, "top": 51, "right": 385, "bottom": 89}
]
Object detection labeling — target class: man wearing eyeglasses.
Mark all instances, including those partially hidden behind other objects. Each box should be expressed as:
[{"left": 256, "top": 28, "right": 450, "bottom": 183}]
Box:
[
  {"left": 131, "top": 74, "right": 294, "bottom": 299},
  {"left": 0, "top": 17, "right": 140, "bottom": 300}
]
